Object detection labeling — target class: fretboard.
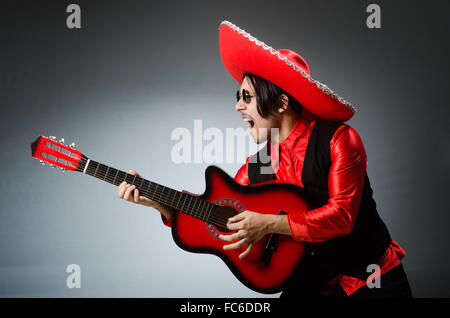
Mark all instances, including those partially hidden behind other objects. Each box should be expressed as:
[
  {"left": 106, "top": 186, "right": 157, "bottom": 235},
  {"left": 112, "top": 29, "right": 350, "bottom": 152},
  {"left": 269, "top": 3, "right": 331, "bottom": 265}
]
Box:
[{"left": 78, "top": 157, "right": 218, "bottom": 224}]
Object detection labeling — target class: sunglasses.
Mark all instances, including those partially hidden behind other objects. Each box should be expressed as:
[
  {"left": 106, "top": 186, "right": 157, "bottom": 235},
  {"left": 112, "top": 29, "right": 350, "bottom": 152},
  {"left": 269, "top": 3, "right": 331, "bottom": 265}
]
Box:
[{"left": 236, "top": 89, "right": 254, "bottom": 104}]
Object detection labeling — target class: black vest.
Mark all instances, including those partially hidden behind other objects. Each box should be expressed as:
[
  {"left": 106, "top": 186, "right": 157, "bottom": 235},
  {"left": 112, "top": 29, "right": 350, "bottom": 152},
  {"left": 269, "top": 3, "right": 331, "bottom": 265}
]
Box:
[{"left": 248, "top": 120, "right": 392, "bottom": 291}]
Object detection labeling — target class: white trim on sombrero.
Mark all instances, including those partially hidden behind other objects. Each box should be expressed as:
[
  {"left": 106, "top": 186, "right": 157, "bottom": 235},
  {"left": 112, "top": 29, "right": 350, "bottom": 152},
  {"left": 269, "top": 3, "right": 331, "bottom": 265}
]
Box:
[{"left": 220, "top": 20, "right": 356, "bottom": 113}]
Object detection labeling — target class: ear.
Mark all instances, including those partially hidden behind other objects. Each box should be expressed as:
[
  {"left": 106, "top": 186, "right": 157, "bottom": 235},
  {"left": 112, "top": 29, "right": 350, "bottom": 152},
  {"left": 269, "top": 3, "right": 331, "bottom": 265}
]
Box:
[{"left": 278, "top": 94, "right": 289, "bottom": 113}]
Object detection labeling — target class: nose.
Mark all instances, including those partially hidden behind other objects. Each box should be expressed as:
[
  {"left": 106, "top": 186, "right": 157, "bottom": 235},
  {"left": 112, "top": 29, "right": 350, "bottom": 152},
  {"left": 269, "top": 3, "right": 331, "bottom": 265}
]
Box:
[{"left": 235, "top": 99, "right": 246, "bottom": 112}]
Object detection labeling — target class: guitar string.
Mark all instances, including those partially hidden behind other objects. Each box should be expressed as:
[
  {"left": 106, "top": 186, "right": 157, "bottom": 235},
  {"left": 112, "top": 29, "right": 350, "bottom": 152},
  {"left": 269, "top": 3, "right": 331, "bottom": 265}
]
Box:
[{"left": 75, "top": 157, "right": 232, "bottom": 228}]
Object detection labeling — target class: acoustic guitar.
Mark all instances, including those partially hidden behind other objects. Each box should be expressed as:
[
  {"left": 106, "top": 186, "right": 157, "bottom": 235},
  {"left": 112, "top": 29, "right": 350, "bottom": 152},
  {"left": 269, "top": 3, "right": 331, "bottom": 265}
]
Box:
[{"left": 30, "top": 135, "right": 310, "bottom": 293}]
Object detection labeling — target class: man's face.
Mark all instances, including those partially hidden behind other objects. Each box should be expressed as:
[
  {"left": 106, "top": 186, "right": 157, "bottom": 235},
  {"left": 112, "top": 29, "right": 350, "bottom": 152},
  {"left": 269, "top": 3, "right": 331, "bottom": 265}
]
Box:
[{"left": 235, "top": 77, "right": 280, "bottom": 144}]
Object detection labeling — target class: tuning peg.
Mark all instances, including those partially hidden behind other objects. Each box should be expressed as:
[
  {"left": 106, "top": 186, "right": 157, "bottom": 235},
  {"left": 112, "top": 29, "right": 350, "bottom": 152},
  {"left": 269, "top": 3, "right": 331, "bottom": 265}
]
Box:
[
  {"left": 59, "top": 138, "right": 65, "bottom": 144},
  {"left": 69, "top": 142, "right": 76, "bottom": 149},
  {"left": 40, "top": 160, "right": 46, "bottom": 166},
  {"left": 49, "top": 136, "right": 56, "bottom": 140},
  {"left": 50, "top": 164, "right": 55, "bottom": 168},
  {"left": 60, "top": 167, "right": 66, "bottom": 172}
]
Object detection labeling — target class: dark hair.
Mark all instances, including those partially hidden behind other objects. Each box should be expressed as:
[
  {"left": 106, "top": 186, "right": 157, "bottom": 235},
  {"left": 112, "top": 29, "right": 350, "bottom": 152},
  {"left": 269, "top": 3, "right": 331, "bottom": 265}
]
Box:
[{"left": 243, "top": 72, "right": 303, "bottom": 118}]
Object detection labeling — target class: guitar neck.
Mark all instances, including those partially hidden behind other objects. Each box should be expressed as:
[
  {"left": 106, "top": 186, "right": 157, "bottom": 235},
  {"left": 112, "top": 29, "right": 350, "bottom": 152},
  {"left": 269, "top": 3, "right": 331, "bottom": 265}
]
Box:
[{"left": 79, "top": 157, "right": 217, "bottom": 223}]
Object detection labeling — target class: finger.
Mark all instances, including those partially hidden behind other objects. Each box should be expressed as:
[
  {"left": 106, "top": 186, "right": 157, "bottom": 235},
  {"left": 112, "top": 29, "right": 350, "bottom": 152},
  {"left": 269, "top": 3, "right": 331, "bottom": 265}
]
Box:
[
  {"left": 134, "top": 188, "right": 140, "bottom": 203},
  {"left": 223, "top": 238, "right": 247, "bottom": 250},
  {"left": 117, "top": 182, "right": 128, "bottom": 198},
  {"left": 239, "top": 243, "right": 253, "bottom": 259},
  {"left": 124, "top": 184, "right": 135, "bottom": 201},
  {"left": 128, "top": 170, "right": 141, "bottom": 177},
  {"left": 219, "top": 231, "right": 243, "bottom": 242},
  {"left": 126, "top": 185, "right": 136, "bottom": 201},
  {"left": 227, "top": 220, "right": 244, "bottom": 231},
  {"left": 122, "top": 184, "right": 130, "bottom": 200},
  {"left": 228, "top": 212, "right": 246, "bottom": 224}
]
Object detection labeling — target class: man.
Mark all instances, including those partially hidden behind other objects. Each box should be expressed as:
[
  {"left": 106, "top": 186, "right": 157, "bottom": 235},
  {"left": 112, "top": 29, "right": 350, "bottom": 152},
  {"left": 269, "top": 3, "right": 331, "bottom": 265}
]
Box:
[{"left": 117, "top": 21, "right": 412, "bottom": 297}]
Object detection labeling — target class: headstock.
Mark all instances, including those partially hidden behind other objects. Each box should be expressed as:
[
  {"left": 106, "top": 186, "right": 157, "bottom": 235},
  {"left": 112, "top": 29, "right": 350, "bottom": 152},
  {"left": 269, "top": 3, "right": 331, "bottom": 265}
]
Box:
[{"left": 30, "top": 136, "right": 86, "bottom": 172}]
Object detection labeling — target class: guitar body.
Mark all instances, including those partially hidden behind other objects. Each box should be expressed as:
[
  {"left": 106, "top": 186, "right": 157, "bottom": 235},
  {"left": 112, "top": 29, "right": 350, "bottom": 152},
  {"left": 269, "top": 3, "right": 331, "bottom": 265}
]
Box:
[{"left": 172, "top": 165, "right": 310, "bottom": 294}]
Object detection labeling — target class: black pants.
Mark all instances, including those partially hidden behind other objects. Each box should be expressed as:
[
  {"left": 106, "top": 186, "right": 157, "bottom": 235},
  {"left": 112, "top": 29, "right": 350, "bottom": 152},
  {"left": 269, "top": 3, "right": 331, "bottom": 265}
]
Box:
[{"left": 281, "top": 264, "right": 413, "bottom": 298}]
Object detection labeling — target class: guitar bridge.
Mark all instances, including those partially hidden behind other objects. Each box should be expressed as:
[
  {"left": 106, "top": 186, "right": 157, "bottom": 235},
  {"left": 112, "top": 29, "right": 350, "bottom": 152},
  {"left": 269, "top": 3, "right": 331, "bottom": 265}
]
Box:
[{"left": 259, "top": 210, "right": 287, "bottom": 265}]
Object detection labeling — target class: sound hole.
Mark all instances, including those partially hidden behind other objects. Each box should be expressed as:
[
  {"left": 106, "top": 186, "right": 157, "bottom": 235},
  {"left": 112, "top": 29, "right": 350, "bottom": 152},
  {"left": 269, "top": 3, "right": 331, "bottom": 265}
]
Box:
[{"left": 206, "top": 198, "right": 245, "bottom": 238}]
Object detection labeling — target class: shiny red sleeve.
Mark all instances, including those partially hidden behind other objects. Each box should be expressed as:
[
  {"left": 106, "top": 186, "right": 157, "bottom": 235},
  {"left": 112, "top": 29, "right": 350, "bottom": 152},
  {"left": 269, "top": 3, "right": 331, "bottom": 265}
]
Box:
[
  {"left": 288, "top": 125, "right": 368, "bottom": 242},
  {"left": 233, "top": 156, "right": 251, "bottom": 186}
]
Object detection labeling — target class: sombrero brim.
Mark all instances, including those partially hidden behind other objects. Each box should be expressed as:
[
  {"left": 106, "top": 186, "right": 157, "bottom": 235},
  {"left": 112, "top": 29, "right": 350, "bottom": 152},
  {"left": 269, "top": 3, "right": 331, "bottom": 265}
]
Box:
[{"left": 219, "top": 21, "right": 356, "bottom": 122}]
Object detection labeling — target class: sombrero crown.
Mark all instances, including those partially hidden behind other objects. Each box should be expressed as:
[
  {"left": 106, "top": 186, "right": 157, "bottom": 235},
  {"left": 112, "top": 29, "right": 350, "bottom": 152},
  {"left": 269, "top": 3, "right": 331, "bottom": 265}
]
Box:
[{"left": 219, "top": 21, "right": 356, "bottom": 122}]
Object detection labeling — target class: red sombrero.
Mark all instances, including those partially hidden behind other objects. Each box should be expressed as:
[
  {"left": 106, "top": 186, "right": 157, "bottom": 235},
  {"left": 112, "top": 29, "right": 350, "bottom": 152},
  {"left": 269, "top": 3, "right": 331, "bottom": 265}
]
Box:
[{"left": 219, "top": 21, "right": 356, "bottom": 122}]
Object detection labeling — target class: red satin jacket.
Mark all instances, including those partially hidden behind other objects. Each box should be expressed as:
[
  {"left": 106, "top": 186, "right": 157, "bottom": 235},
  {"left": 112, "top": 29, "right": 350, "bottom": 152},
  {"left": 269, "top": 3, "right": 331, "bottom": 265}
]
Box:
[{"left": 163, "top": 116, "right": 405, "bottom": 296}]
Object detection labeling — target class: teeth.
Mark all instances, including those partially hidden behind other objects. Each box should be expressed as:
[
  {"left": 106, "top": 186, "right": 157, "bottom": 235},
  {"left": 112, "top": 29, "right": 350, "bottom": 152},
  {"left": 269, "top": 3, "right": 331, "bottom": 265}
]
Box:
[{"left": 243, "top": 118, "right": 251, "bottom": 122}]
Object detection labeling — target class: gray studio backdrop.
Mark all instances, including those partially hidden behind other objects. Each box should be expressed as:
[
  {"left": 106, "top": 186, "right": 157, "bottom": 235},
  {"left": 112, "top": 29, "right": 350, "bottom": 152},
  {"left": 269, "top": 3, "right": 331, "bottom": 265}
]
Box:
[{"left": 1, "top": 0, "right": 449, "bottom": 297}]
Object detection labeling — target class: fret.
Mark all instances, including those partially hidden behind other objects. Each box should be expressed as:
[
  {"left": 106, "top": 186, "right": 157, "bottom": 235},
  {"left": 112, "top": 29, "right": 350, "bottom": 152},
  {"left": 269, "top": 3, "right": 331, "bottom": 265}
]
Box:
[
  {"left": 191, "top": 198, "right": 198, "bottom": 216},
  {"left": 181, "top": 193, "right": 188, "bottom": 213},
  {"left": 170, "top": 189, "right": 176, "bottom": 209},
  {"left": 199, "top": 200, "right": 207, "bottom": 220},
  {"left": 196, "top": 199, "right": 205, "bottom": 221},
  {"left": 204, "top": 202, "right": 212, "bottom": 222},
  {"left": 132, "top": 174, "right": 137, "bottom": 186},
  {"left": 159, "top": 185, "right": 164, "bottom": 202},
  {"left": 140, "top": 179, "right": 148, "bottom": 195},
  {"left": 166, "top": 187, "right": 173, "bottom": 205},
  {"left": 103, "top": 166, "right": 110, "bottom": 181},
  {"left": 153, "top": 184, "right": 159, "bottom": 203},
  {"left": 93, "top": 162, "right": 100, "bottom": 177},
  {"left": 133, "top": 176, "right": 142, "bottom": 188},
  {"left": 204, "top": 201, "right": 211, "bottom": 220},
  {"left": 194, "top": 199, "right": 201, "bottom": 219},
  {"left": 112, "top": 168, "right": 119, "bottom": 185},
  {"left": 159, "top": 186, "right": 165, "bottom": 205},
  {"left": 104, "top": 167, "right": 117, "bottom": 185},
  {"left": 162, "top": 187, "right": 169, "bottom": 207},
  {"left": 165, "top": 188, "right": 171, "bottom": 206},
  {"left": 117, "top": 170, "right": 126, "bottom": 183},
  {"left": 145, "top": 180, "right": 152, "bottom": 198},
  {"left": 186, "top": 196, "right": 194, "bottom": 216},
  {"left": 176, "top": 191, "right": 182, "bottom": 210},
  {"left": 99, "top": 164, "right": 109, "bottom": 180},
  {"left": 205, "top": 202, "right": 213, "bottom": 222},
  {"left": 125, "top": 173, "right": 135, "bottom": 184}
]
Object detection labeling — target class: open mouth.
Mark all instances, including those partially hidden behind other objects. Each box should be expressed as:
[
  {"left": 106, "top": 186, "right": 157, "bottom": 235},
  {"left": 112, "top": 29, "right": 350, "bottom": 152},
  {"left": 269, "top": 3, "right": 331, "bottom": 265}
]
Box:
[{"left": 243, "top": 117, "right": 255, "bottom": 129}]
